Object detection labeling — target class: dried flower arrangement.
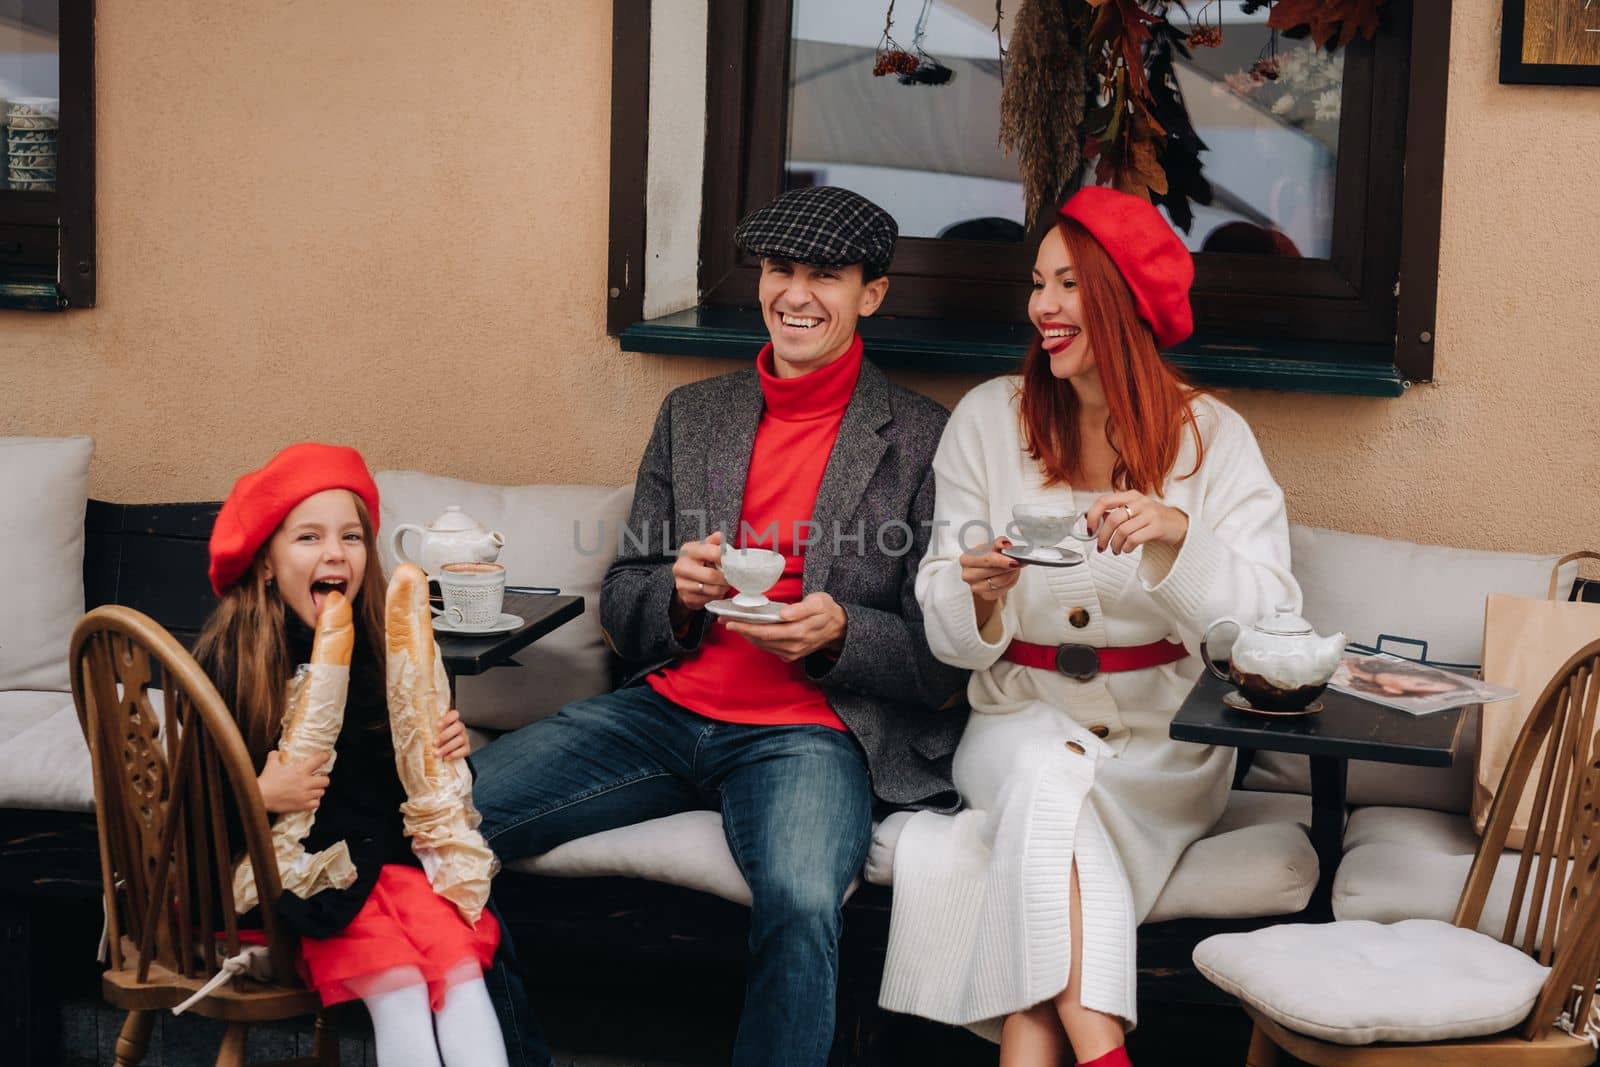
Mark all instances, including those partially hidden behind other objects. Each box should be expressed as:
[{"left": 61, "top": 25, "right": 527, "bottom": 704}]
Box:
[{"left": 978, "top": 0, "right": 1388, "bottom": 229}]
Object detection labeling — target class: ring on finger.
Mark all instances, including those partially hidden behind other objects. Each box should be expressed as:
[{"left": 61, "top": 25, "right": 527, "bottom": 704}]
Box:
[
  {"left": 697, "top": 580, "right": 705, "bottom": 593},
  {"left": 986, "top": 576, "right": 997, "bottom": 591},
  {"left": 1119, "top": 504, "right": 1136, "bottom": 519}
]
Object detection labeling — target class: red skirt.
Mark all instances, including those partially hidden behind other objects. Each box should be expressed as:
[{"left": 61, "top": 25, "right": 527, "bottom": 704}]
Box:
[{"left": 296, "top": 864, "right": 500, "bottom": 1010}]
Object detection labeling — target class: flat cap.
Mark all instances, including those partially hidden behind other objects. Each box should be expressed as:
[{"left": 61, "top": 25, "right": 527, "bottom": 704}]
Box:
[{"left": 734, "top": 186, "right": 899, "bottom": 276}]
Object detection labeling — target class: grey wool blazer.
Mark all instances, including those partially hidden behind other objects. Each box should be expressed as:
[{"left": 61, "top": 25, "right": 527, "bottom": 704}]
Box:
[{"left": 600, "top": 357, "right": 969, "bottom": 809}]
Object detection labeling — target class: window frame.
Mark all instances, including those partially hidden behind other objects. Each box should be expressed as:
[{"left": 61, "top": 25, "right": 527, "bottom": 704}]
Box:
[
  {"left": 0, "top": 0, "right": 94, "bottom": 310},
  {"left": 607, "top": 0, "right": 1449, "bottom": 392}
]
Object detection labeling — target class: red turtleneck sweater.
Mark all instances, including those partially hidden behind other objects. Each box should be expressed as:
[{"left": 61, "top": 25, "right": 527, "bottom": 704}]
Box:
[{"left": 646, "top": 336, "right": 862, "bottom": 730}]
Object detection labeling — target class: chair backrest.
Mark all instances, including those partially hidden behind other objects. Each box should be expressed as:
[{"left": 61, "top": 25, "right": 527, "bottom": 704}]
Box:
[
  {"left": 69, "top": 605, "right": 298, "bottom": 987},
  {"left": 1454, "top": 637, "right": 1600, "bottom": 1041}
]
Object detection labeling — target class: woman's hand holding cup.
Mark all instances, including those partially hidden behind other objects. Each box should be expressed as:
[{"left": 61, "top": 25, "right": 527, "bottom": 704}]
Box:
[{"left": 672, "top": 529, "right": 730, "bottom": 613}]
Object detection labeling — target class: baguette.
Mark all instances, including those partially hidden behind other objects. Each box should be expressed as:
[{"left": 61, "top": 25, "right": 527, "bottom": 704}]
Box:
[
  {"left": 386, "top": 563, "right": 497, "bottom": 924},
  {"left": 232, "top": 590, "right": 358, "bottom": 913}
]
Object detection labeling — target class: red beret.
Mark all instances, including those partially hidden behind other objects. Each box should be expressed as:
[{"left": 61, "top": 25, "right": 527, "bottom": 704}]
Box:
[
  {"left": 1059, "top": 187, "right": 1195, "bottom": 349},
  {"left": 208, "top": 442, "right": 380, "bottom": 595}
]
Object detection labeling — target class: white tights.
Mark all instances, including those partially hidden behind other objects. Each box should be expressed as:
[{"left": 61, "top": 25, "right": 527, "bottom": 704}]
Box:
[{"left": 351, "top": 965, "right": 510, "bottom": 1067}]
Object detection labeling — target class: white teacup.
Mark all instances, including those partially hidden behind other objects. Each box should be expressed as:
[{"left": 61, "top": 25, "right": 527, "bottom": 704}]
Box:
[
  {"left": 431, "top": 561, "right": 506, "bottom": 629},
  {"left": 1010, "top": 503, "right": 1096, "bottom": 559},
  {"left": 720, "top": 546, "right": 785, "bottom": 607}
]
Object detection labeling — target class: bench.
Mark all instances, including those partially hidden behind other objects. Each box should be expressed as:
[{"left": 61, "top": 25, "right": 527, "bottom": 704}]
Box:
[{"left": 1, "top": 439, "right": 1591, "bottom": 1064}]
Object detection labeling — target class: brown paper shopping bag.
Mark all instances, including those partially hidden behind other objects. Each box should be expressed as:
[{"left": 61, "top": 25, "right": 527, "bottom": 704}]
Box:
[{"left": 1473, "top": 551, "right": 1600, "bottom": 843}]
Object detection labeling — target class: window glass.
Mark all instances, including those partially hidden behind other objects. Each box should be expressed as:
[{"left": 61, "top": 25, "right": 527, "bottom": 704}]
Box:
[
  {"left": 786, "top": 0, "right": 1025, "bottom": 242},
  {"left": 0, "top": 2, "right": 61, "bottom": 193},
  {"left": 1174, "top": 2, "right": 1342, "bottom": 258},
  {"left": 785, "top": 0, "right": 1342, "bottom": 257}
]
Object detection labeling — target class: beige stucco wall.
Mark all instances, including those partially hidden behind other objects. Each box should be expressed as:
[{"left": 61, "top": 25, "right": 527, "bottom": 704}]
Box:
[{"left": 0, "top": 1, "right": 1594, "bottom": 556}]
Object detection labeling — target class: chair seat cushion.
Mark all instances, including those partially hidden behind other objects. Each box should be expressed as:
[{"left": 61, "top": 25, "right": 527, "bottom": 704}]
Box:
[
  {"left": 1334, "top": 806, "right": 1536, "bottom": 938},
  {"left": 1194, "top": 918, "right": 1550, "bottom": 1045}
]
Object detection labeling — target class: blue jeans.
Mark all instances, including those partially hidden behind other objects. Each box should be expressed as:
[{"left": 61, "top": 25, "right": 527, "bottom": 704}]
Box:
[{"left": 471, "top": 685, "right": 875, "bottom": 1067}]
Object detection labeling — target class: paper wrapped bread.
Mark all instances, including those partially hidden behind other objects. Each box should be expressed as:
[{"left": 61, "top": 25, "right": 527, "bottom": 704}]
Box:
[
  {"left": 386, "top": 563, "right": 498, "bottom": 923},
  {"left": 233, "top": 591, "right": 359, "bottom": 913}
]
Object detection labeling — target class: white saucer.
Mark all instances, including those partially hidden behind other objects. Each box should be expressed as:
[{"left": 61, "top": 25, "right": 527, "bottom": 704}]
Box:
[
  {"left": 705, "top": 599, "right": 787, "bottom": 624},
  {"left": 1001, "top": 544, "right": 1086, "bottom": 568},
  {"left": 432, "top": 612, "right": 523, "bottom": 636}
]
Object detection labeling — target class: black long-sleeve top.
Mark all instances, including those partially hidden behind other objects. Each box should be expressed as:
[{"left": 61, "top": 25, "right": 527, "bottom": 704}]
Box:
[{"left": 248, "top": 617, "right": 418, "bottom": 940}]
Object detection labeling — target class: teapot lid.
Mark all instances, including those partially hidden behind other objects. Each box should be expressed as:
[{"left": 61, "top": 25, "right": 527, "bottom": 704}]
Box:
[
  {"left": 1254, "top": 604, "right": 1313, "bottom": 636},
  {"left": 428, "top": 505, "right": 483, "bottom": 532}
]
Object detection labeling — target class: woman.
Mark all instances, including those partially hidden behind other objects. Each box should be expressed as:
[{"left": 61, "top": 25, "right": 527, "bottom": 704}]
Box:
[{"left": 880, "top": 188, "right": 1301, "bottom": 1066}]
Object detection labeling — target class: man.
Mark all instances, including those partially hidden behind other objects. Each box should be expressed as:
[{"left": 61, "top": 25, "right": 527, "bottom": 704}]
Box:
[{"left": 472, "top": 186, "right": 967, "bottom": 1066}]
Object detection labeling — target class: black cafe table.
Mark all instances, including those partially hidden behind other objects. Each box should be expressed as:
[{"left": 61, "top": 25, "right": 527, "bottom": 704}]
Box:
[
  {"left": 434, "top": 591, "right": 585, "bottom": 697},
  {"left": 1170, "top": 671, "right": 1469, "bottom": 911}
]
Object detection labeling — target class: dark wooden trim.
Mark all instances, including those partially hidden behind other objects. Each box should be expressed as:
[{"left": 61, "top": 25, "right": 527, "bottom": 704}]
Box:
[
  {"left": 620, "top": 306, "right": 1408, "bottom": 396},
  {"left": 56, "top": 0, "right": 94, "bottom": 307},
  {"left": 1394, "top": 0, "right": 1451, "bottom": 384},
  {"left": 605, "top": 0, "right": 652, "bottom": 335},
  {"left": 438, "top": 593, "right": 585, "bottom": 677},
  {"left": 694, "top": 0, "right": 1441, "bottom": 357},
  {"left": 0, "top": 278, "right": 64, "bottom": 309},
  {"left": 698, "top": 0, "right": 752, "bottom": 302},
  {"left": 0, "top": 0, "right": 95, "bottom": 308},
  {"left": 1499, "top": 0, "right": 1600, "bottom": 86}
]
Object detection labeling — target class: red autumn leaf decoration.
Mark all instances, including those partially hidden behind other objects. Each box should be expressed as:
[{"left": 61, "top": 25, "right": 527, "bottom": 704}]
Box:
[{"left": 1268, "top": 0, "right": 1386, "bottom": 50}]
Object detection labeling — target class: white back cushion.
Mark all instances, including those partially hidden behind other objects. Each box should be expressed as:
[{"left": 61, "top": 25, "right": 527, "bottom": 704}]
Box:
[
  {"left": 0, "top": 436, "right": 93, "bottom": 692},
  {"left": 375, "top": 473, "right": 633, "bottom": 730},
  {"left": 1288, "top": 524, "right": 1573, "bottom": 667},
  {"left": 1242, "top": 526, "right": 1575, "bottom": 812}
]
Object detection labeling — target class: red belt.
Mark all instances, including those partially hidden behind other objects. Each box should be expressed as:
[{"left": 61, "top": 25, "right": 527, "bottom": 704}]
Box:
[{"left": 1002, "top": 639, "right": 1188, "bottom": 680}]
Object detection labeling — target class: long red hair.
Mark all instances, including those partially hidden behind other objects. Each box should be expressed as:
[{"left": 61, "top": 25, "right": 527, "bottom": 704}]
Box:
[{"left": 1019, "top": 216, "right": 1204, "bottom": 495}]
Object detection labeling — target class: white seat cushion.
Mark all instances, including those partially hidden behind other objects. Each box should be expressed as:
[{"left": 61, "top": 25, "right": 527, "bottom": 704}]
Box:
[
  {"left": 0, "top": 435, "right": 93, "bottom": 693},
  {"left": 0, "top": 688, "right": 168, "bottom": 813},
  {"left": 0, "top": 689, "right": 75, "bottom": 748},
  {"left": 0, "top": 701, "right": 93, "bottom": 811},
  {"left": 1333, "top": 806, "right": 1539, "bottom": 938},
  {"left": 507, "top": 810, "right": 861, "bottom": 906},
  {"left": 510, "top": 811, "right": 754, "bottom": 904},
  {"left": 1194, "top": 919, "right": 1549, "bottom": 1044},
  {"left": 376, "top": 473, "right": 633, "bottom": 731},
  {"left": 511, "top": 789, "right": 1317, "bottom": 915},
  {"left": 1148, "top": 790, "right": 1319, "bottom": 921},
  {"left": 872, "top": 789, "right": 1318, "bottom": 921}
]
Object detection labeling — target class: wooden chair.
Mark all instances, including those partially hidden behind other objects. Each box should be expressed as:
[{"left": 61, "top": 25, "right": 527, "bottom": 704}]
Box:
[
  {"left": 1237, "top": 637, "right": 1600, "bottom": 1066},
  {"left": 70, "top": 605, "right": 337, "bottom": 1067}
]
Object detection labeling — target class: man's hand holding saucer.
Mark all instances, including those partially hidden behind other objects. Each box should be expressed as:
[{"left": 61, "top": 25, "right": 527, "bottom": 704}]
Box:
[{"left": 725, "top": 592, "right": 847, "bottom": 662}]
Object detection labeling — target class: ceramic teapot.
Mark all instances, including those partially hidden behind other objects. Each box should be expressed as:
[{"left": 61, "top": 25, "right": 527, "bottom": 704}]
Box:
[
  {"left": 1200, "top": 606, "right": 1345, "bottom": 711},
  {"left": 390, "top": 506, "right": 505, "bottom": 575}
]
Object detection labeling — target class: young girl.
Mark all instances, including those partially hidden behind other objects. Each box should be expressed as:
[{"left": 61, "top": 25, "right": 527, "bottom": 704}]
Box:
[{"left": 194, "top": 442, "right": 509, "bottom": 1067}]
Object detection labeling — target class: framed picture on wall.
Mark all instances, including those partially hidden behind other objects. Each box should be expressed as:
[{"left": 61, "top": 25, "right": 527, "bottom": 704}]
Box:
[{"left": 1501, "top": 0, "right": 1600, "bottom": 84}]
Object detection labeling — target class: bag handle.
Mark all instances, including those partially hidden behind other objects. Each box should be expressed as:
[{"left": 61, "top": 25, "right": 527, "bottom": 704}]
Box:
[{"left": 1549, "top": 551, "right": 1600, "bottom": 600}]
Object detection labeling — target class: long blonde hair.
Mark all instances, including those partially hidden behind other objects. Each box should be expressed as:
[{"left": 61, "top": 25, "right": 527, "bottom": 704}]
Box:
[{"left": 194, "top": 495, "right": 387, "bottom": 766}]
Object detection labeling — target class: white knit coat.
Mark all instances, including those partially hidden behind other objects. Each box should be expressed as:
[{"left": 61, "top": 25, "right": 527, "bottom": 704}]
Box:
[{"left": 879, "top": 376, "right": 1299, "bottom": 1037}]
